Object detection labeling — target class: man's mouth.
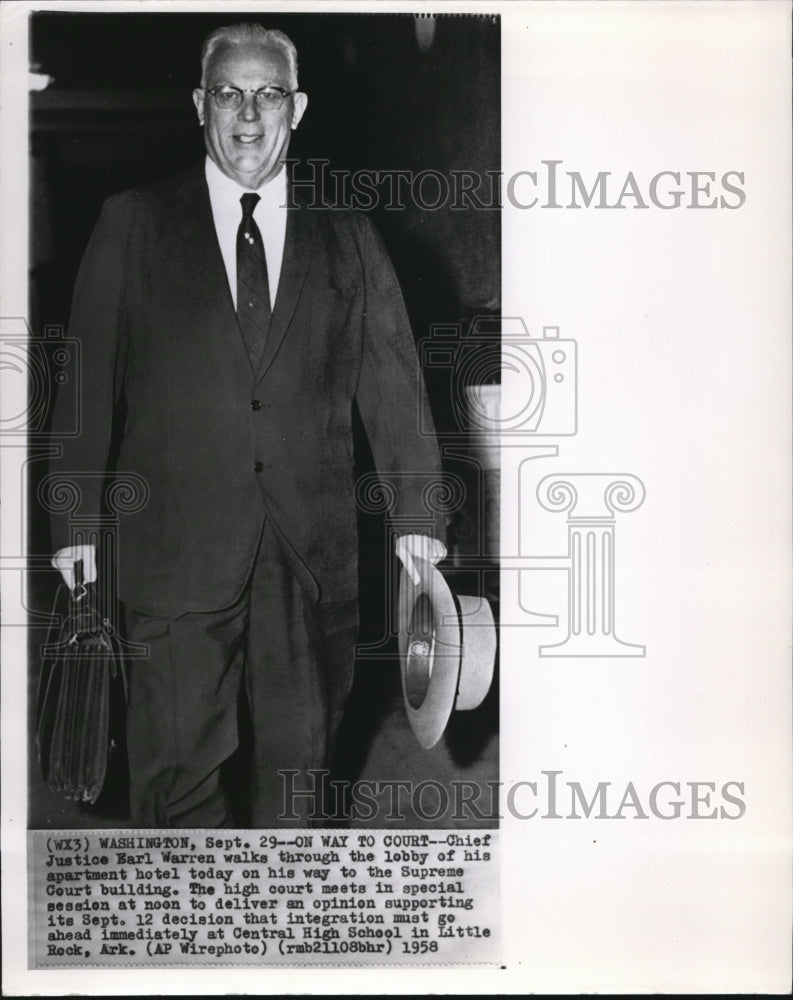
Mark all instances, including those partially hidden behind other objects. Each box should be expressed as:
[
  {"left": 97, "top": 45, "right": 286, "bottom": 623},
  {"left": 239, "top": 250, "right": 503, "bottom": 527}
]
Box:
[{"left": 235, "top": 134, "right": 263, "bottom": 145}]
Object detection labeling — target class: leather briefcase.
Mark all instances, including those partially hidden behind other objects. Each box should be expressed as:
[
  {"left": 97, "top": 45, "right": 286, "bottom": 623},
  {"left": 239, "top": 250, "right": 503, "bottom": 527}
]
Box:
[{"left": 36, "top": 565, "right": 127, "bottom": 804}]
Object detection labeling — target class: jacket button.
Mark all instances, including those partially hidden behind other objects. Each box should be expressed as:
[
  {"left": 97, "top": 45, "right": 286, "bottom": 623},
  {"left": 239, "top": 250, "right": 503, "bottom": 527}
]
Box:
[
  {"left": 254, "top": 461, "right": 264, "bottom": 473},
  {"left": 251, "top": 399, "right": 262, "bottom": 411}
]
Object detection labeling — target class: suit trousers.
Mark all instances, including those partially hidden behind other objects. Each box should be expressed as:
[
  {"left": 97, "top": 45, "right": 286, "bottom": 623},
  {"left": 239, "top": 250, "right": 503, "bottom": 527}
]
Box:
[{"left": 123, "top": 520, "right": 358, "bottom": 828}]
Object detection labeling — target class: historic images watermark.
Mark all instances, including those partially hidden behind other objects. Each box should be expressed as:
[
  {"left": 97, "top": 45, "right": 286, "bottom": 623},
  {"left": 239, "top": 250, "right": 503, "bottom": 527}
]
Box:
[
  {"left": 283, "top": 159, "right": 747, "bottom": 212},
  {"left": 356, "top": 313, "right": 647, "bottom": 667},
  {"left": 279, "top": 770, "right": 747, "bottom": 824}
]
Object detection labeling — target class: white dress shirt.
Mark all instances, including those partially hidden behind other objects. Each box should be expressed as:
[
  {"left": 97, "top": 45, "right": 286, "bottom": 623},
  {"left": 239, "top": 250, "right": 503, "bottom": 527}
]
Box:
[{"left": 204, "top": 156, "right": 288, "bottom": 311}]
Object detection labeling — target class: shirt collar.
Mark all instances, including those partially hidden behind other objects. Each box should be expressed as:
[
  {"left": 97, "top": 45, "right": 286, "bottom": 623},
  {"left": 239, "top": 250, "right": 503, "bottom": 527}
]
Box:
[{"left": 204, "top": 155, "right": 287, "bottom": 211}]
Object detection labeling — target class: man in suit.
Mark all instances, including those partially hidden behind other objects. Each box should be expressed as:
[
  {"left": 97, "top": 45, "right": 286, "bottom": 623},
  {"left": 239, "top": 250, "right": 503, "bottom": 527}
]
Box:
[{"left": 50, "top": 22, "right": 446, "bottom": 828}]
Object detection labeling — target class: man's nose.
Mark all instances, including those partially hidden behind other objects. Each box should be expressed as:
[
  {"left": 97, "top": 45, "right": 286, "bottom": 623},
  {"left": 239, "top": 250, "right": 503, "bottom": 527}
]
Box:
[{"left": 238, "top": 94, "right": 261, "bottom": 121}]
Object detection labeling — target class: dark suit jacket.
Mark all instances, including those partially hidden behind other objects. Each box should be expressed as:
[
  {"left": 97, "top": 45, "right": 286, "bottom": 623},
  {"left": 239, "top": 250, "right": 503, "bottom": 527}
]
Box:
[{"left": 50, "top": 163, "right": 444, "bottom": 617}]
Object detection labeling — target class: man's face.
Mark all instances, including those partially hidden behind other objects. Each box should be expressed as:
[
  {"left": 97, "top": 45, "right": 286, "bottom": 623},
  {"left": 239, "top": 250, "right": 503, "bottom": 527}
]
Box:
[{"left": 193, "top": 41, "right": 307, "bottom": 189}]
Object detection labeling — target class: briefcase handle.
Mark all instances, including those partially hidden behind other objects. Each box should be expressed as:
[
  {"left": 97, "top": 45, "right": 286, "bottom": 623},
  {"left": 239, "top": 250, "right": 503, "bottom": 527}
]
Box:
[{"left": 73, "top": 558, "right": 88, "bottom": 602}]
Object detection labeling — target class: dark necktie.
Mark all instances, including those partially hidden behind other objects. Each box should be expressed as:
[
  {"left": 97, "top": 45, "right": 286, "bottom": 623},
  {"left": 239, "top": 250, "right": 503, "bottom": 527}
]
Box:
[{"left": 237, "top": 192, "right": 271, "bottom": 367}]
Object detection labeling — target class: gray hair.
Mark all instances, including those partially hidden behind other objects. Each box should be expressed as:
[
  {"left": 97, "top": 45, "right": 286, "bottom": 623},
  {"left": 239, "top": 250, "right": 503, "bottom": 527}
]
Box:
[{"left": 199, "top": 23, "right": 299, "bottom": 90}]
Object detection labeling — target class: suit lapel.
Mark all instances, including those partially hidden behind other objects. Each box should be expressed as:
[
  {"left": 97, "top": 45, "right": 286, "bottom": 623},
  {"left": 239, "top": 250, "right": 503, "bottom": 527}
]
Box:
[
  {"left": 254, "top": 191, "right": 319, "bottom": 383},
  {"left": 171, "top": 165, "right": 254, "bottom": 374},
  {"left": 170, "top": 166, "right": 320, "bottom": 382}
]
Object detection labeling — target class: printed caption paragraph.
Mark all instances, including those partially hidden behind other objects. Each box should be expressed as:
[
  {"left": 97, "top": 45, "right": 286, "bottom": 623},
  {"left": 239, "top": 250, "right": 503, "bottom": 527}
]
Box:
[{"left": 29, "top": 830, "right": 499, "bottom": 967}]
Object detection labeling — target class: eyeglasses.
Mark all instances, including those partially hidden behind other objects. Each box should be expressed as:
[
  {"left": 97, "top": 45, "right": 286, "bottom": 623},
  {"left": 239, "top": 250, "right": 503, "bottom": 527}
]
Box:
[{"left": 205, "top": 85, "right": 294, "bottom": 112}]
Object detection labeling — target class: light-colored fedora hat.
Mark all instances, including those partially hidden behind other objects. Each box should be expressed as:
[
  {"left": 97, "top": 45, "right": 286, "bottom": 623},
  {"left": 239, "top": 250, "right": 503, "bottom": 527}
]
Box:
[{"left": 398, "top": 557, "right": 497, "bottom": 749}]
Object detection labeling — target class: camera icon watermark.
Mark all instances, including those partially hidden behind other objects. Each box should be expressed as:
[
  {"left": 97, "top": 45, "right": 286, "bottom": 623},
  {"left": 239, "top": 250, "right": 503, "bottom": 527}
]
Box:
[
  {"left": 0, "top": 317, "right": 81, "bottom": 438},
  {"left": 416, "top": 312, "right": 645, "bottom": 660},
  {"left": 419, "top": 316, "right": 578, "bottom": 440}
]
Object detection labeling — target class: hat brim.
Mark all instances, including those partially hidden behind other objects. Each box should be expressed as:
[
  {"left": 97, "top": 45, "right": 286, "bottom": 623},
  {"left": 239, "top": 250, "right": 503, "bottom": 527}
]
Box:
[
  {"left": 398, "top": 558, "right": 497, "bottom": 749},
  {"left": 398, "top": 557, "right": 462, "bottom": 749}
]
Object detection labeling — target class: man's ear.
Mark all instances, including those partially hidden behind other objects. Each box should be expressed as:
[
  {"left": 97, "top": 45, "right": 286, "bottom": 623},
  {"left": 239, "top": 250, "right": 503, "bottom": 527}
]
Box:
[
  {"left": 192, "top": 88, "right": 205, "bottom": 125},
  {"left": 291, "top": 92, "right": 308, "bottom": 131}
]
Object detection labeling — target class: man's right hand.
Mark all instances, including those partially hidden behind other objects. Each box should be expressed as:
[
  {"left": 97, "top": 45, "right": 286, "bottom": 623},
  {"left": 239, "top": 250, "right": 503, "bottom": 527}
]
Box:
[{"left": 51, "top": 544, "right": 98, "bottom": 590}]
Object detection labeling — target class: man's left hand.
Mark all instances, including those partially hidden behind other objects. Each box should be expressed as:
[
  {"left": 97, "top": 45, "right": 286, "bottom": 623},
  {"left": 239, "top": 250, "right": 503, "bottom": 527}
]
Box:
[{"left": 395, "top": 534, "right": 447, "bottom": 586}]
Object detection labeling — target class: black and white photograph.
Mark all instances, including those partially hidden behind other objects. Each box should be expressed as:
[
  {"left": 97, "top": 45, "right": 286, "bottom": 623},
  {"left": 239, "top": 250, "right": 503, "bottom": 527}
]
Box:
[
  {"left": 25, "top": 10, "right": 500, "bottom": 834},
  {"left": 2, "top": 0, "right": 791, "bottom": 994}
]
